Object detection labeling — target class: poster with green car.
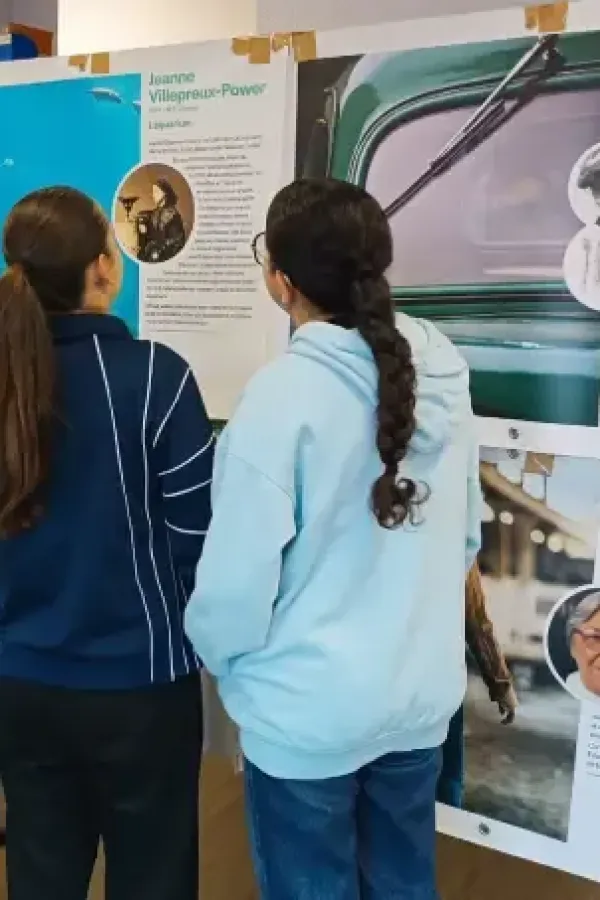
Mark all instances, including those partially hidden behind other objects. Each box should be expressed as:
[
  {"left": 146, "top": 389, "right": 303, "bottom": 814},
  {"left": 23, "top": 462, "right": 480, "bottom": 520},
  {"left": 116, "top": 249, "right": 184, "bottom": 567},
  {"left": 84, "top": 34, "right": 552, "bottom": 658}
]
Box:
[{"left": 296, "top": 33, "right": 600, "bottom": 428}]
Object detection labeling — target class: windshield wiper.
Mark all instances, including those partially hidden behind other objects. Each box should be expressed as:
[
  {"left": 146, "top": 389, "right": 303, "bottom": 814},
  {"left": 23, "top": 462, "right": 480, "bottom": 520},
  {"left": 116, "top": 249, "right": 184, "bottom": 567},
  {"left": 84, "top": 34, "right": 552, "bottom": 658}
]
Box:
[{"left": 384, "top": 34, "right": 564, "bottom": 218}]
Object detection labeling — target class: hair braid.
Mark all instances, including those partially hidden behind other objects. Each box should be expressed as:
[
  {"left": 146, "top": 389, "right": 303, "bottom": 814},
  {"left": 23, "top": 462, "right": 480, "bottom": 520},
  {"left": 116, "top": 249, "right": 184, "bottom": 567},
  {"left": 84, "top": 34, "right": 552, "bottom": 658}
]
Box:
[{"left": 352, "top": 275, "right": 424, "bottom": 528}]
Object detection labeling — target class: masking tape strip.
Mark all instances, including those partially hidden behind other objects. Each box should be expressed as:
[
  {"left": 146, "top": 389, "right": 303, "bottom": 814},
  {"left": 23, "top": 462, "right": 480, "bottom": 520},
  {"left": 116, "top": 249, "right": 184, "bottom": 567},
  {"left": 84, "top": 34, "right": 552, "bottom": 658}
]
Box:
[
  {"left": 231, "top": 31, "right": 317, "bottom": 64},
  {"left": 524, "top": 452, "right": 555, "bottom": 475},
  {"left": 525, "top": 3, "right": 569, "bottom": 33},
  {"left": 68, "top": 52, "right": 110, "bottom": 74}
]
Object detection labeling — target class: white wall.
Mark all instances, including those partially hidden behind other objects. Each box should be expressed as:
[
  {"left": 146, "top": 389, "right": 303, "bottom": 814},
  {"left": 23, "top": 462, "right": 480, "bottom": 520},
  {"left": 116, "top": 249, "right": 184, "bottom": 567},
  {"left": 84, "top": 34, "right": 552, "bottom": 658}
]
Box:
[
  {"left": 256, "top": 0, "right": 580, "bottom": 33},
  {"left": 10, "top": 0, "right": 57, "bottom": 31},
  {"left": 53, "top": 0, "right": 595, "bottom": 59},
  {"left": 0, "top": 0, "right": 10, "bottom": 27},
  {"left": 57, "top": 0, "right": 257, "bottom": 55}
]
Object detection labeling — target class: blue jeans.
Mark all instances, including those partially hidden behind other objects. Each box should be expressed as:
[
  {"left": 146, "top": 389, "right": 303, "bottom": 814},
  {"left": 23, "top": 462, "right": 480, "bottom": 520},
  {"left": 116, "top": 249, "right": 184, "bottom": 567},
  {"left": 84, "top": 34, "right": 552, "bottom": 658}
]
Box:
[
  {"left": 436, "top": 706, "right": 464, "bottom": 808},
  {"left": 245, "top": 748, "right": 441, "bottom": 900}
]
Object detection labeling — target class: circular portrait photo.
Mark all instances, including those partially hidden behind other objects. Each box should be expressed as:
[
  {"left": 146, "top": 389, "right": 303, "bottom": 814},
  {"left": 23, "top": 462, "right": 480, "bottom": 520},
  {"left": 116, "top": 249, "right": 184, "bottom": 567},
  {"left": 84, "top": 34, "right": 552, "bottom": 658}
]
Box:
[
  {"left": 545, "top": 585, "right": 600, "bottom": 705},
  {"left": 563, "top": 225, "right": 600, "bottom": 311},
  {"left": 568, "top": 143, "right": 600, "bottom": 226},
  {"left": 113, "top": 163, "right": 194, "bottom": 264}
]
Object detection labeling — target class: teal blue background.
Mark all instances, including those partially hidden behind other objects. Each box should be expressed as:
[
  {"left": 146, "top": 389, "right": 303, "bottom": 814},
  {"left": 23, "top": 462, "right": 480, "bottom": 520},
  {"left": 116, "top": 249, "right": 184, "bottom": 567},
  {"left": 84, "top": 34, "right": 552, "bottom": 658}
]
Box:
[{"left": 0, "top": 74, "right": 141, "bottom": 332}]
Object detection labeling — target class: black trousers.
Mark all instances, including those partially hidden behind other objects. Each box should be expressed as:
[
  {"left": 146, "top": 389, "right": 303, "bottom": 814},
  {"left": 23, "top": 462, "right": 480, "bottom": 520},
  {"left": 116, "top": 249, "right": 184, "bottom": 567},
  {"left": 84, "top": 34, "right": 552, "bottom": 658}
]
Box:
[{"left": 0, "top": 674, "right": 202, "bottom": 900}]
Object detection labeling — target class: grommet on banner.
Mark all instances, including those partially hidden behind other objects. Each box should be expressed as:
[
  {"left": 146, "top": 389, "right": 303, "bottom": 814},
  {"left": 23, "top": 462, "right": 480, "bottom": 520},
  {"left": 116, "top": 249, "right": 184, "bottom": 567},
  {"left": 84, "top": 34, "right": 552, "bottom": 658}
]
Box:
[
  {"left": 231, "top": 31, "right": 317, "bottom": 64},
  {"left": 68, "top": 52, "right": 110, "bottom": 74},
  {"left": 525, "top": 2, "right": 569, "bottom": 33}
]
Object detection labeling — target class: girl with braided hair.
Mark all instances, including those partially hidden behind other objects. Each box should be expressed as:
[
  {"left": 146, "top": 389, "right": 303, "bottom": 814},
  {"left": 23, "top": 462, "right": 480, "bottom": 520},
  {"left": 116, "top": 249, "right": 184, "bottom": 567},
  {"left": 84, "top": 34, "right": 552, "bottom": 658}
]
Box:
[{"left": 186, "top": 178, "right": 481, "bottom": 899}]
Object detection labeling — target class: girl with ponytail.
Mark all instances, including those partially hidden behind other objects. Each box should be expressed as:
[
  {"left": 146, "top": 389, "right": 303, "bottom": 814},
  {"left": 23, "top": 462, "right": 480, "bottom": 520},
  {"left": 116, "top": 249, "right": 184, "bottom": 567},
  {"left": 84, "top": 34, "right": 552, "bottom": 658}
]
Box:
[
  {"left": 186, "top": 178, "right": 482, "bottom": 899},
  {"left": 0, "top": 188, "right": 213, "bottom": 900}
]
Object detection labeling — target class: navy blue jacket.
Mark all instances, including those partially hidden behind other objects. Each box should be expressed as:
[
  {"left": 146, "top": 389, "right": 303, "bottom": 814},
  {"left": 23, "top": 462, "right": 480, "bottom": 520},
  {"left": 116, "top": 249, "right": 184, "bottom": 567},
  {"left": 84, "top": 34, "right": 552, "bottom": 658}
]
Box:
[{"left": 0, "top": 315, "right": 214, "bottom": 689}]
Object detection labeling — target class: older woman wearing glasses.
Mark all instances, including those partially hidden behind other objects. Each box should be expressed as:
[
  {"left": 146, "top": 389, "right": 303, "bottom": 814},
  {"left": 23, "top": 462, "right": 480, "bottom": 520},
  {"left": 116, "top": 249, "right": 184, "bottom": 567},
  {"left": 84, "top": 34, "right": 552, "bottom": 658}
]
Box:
[{"left": 566, "top": 591, "right": 600, "bottom": 702}]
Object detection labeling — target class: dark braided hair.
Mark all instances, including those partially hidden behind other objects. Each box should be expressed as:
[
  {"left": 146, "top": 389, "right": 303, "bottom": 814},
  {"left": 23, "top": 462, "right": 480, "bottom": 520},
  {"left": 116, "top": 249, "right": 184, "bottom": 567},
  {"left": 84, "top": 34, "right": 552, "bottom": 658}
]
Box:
[{"left": 265, "top": 178, "right": 426, "bottom": 528}]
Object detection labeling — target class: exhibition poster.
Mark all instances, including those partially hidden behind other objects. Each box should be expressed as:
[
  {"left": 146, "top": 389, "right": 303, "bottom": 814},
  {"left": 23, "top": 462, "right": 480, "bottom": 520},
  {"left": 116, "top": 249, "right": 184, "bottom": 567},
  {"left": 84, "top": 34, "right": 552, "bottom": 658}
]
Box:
[
  {"left": 294, "top": 26, "right": 600, "bottom": 881},
  {"left": 0, "top": 41, "right": 290, "bottom": 420}
]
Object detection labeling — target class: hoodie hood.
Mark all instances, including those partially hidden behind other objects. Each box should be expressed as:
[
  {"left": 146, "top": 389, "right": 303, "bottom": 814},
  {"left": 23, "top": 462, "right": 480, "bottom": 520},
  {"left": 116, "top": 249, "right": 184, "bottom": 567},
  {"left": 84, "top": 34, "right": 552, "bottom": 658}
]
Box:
[{"left": 289, "top": 314, "right": 469, "bottom": 453}]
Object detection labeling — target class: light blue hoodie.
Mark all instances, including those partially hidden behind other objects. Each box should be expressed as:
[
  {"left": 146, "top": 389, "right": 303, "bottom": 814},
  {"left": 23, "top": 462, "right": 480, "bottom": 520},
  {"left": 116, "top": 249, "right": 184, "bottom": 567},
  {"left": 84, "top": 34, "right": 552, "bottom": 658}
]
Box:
[{"left": 185, "top": 315, "right": 481, "bottom": 780}]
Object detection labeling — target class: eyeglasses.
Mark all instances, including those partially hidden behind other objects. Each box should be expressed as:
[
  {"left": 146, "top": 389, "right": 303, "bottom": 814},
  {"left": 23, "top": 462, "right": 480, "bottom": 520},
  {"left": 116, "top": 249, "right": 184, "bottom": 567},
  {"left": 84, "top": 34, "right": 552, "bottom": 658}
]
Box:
[
  {"left": 573, "top": 628, "right": 600, "bottom": 652},
  {"left": 251, "top": 231, "right": 266, "bottom": 267}
]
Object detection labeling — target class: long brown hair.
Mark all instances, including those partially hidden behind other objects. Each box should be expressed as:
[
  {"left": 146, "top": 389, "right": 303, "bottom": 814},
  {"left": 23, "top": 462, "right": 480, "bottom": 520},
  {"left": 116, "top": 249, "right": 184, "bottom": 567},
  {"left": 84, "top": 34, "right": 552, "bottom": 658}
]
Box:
[
  {"left": 0, "top": 187, "right": 110, "bottom": 538},
  {"left": 265, "top": 178, "right": 425, "bottom": 528}
]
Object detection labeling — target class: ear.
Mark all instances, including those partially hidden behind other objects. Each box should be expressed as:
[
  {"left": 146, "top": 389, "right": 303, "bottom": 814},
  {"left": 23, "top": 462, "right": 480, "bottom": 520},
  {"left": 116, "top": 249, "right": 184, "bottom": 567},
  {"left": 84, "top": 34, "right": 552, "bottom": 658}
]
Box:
[
  {"left": 94, "top": 253, "right": 112, "bottom": 288},
  {"left": 274, "top": 270, "right": 294, "bottom": 309}
]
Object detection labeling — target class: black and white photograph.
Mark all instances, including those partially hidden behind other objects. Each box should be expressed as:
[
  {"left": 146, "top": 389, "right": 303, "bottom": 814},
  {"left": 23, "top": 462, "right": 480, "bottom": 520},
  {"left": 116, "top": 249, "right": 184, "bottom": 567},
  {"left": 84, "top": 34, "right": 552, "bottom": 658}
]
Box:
[
  {"left": 563, "top": 225, "right": 600, "bottom": 312},
  {"left": 568, "top": 142, "right": 600, "bottom": 227},
  {"left": 114, "top": 162, "right": 194, "bottom": 264}
]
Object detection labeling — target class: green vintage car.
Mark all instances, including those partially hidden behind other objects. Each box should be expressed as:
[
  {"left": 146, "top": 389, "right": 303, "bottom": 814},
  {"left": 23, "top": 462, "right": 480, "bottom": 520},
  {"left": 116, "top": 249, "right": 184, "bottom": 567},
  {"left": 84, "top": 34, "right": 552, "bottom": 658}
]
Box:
[{"left": 299, "top": 33, "right": 600, "bottom": 426}]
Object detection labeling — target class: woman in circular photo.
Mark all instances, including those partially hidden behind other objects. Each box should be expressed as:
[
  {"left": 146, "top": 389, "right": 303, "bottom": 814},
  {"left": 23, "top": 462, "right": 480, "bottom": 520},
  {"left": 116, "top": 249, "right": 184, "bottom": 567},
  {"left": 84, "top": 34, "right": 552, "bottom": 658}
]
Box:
[
  {"left": 136, "top": 178, "right": 186, "bottom": 264},
  {"left": 114, "top": 163, "right": 194, "bottom": 264},
  {"left": 569, "top": 143, "right": 600, "bottom": 226},
  {"left": 546, "top": 586, "right": 600, "bottom": 704}
]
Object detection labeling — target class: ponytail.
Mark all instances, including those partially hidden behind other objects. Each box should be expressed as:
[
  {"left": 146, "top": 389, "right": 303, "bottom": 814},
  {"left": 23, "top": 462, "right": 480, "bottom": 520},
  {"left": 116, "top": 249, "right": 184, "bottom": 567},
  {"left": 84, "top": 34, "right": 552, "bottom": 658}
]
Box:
[
  {"left": 0, "top": 267, "right": 55, "bottom": 538},
  {"left": 352, "top": 274, "right": 426, "bottom": 528}
]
